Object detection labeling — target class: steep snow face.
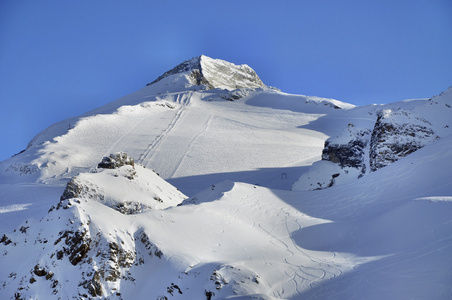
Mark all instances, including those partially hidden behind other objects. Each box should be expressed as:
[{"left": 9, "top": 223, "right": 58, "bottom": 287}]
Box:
[{"left": 148, "top": 55, "right": 266, "bottom": 90}]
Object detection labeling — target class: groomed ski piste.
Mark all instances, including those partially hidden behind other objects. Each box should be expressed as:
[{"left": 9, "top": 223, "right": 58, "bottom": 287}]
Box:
[{"left": 1, "top": 56, "right": 451, "bottom": 299}]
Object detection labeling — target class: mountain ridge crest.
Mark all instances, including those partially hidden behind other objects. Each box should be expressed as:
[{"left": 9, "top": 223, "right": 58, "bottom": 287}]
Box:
[{"left": 147, "top": 55, "right": 266, "bottom": 90}]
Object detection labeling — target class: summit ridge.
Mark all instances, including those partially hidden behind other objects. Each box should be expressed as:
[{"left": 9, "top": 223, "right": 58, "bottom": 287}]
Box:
[{"left": 147, "top": 55, "right": 266, "bottom": 90}]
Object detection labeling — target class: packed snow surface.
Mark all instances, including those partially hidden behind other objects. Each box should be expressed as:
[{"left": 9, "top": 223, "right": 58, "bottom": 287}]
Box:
[{"left": 0, "top": 56, "right": 451, "bottom": 299}]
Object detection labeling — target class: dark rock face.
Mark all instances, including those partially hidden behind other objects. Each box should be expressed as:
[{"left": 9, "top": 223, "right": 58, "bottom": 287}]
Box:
[
  {"left": 1, "top": 234, "right": 12, "bottom": 245},
  {"left": 369, "top": 110, "right": 436, "bottom": 172},
  {"left": 322, "top": 138, "right": 368, "bottom": 175},
  {"left": 86, "top": 271, "right": 103, "bottom": 297},
  {"left": 147, "top": 57, "right": 203, "bottom": 86},
  {"left": 320, "top": 109, "right": 438, "bottom": 184},
  {"left": 59, "top": 177, "right": 105, "bottom": 203},
  {"left": 112, "top": 201, "right": 149, "bottom": 215},
  {"left": 60, "top": 178, "right": 83, "bottom": 201},
  {"left": 321, "top": 127, "right": 371, "bottom": 177},
  {"left": 189, "top": 69, "right": 214, "bottom": 89},
  {"left": 33, "top": 265, "right": 47, "bottom": 277},
  {"left": 219, "top": 89, "right": 254, "bottom": 101},
  {"left": 136, "top": 230, "right": 163, "bottom": 259},
  {"left": 3, "top": 197, "right": 165, "bottom": 298},
  {"left": 54, "top": 227, "right": 91, "bottom": 266},
  {"left": 98, "top": 152, "right": 134, "bottom": 169}
]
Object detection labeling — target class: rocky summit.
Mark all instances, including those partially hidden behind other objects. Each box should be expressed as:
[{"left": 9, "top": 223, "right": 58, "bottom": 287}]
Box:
[{"left": 147, "top": 55, "right": 266, "bottom": 90}]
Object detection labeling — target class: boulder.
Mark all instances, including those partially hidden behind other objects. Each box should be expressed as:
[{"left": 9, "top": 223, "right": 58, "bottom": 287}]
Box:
[{"left": 98, "top": 152, "right": 134, "bottom": 169}]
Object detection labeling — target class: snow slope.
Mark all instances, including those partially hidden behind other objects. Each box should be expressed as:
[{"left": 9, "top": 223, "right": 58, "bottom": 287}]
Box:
[
  {"left": 0, "top": 62, "right": 355, "bottom": 197},
  {"left": 2, "top": 134, "right": 451, "bottom": 299},
  {"left": 1, "top": 56, "right": 451, "bottom": 299}
]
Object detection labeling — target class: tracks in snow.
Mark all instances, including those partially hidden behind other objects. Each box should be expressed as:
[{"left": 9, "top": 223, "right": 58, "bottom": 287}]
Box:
[
  {"left": 135, "top": 92, "right": 213, "bottom": 179},
  {"left": 256, "top": 207, "right": 345, "bottom": 298},
  {"left": 137, "top": 92, "right": 191, "bottom": 166}
]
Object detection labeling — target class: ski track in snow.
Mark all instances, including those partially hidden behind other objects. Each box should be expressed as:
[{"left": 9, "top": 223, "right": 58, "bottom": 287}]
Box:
[
  {"left": 253, "top": 204, "right": 346, "bottom": 298},
  {"left": 140, "top": 92, "right": 214, "bottom": 178},
  {"left": 101, "top": 107, "right": 166, "bottom": 161},
  {"left": 138, "top": 92, "right": 191, "bottom": 166},
  {"left": 98, "top": 91, "right": 214, "bottom": 180},
  {"left": 116, "top": 91, "right": 207, "bottom": 179},
  {"left": 171, "top": 114, "right": 214, "bottom": 177}
]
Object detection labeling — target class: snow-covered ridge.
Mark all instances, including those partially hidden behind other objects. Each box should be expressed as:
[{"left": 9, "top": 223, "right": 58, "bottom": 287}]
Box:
[
  {"left": 60, "top": 163, "right": 186, "bottom": 213},
  {"left": 147, "top": 55, "right": 266, "bottom": 90}
]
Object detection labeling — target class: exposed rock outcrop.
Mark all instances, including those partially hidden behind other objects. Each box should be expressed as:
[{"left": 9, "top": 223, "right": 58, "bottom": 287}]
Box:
[
  {"left": 57, "top": 152, "right": 185, "bottom": 218},
  {"left": 98, "top": 152, "right": 135, "bottom": 169},
  {"left": 322, "top": 125, "right": 371, "bottom": 177},
  {"left": 60, "top": 177, "right": 87, "bottom": 201},
  {"left": 321, "top": 109, "right": 438, "bottom": 177},
  {"left": 369, "top": 109, "right": 437, "bottom": 171},
  {"left": 297, "top": 105, "right": 442, "bottom": 191},
  {"left": 1, "top": 196, "right": 166, "bottom": 299},
  {"left": 147, "top": 55, "right": 266, "bottom": 91},
  {"left": 53, "top": 224, "right": 91, "bottom": 266}
]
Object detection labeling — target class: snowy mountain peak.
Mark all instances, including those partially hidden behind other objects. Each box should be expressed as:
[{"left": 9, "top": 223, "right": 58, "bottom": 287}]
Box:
[
  {"left": 2, "top": 54, "right": 452, "bottom": 299},
  {"left": 147, "top": 55, "right": 266, "bottom": 90}
]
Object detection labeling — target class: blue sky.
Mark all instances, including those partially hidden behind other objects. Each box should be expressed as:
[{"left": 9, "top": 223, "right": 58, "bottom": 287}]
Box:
[{"left": 1, "top": 0, "right": 451, "bottom": 161}]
